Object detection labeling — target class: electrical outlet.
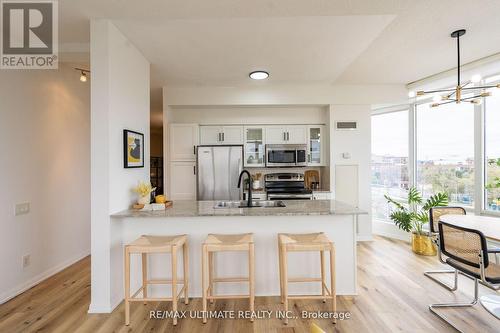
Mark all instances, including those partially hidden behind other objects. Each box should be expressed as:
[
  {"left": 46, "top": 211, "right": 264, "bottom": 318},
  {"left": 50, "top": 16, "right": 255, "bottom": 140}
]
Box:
[
  {"left": 22, "top": 254, "right": 31, "bottom": 268},
  {"left": 15, "top": 202, "right": 30, "bottom": 216}
]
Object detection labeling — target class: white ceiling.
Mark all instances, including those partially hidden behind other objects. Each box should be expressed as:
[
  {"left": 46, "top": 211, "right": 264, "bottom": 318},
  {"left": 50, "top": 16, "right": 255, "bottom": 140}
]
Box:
[{"left": 59, "top": 0, "right": 500, "bottom": 125}]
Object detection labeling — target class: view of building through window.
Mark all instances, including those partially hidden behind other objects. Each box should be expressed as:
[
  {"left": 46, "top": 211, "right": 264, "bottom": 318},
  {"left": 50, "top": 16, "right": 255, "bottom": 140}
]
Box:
[
  {"left": 416, "top": 102, "right": 475, "bottom": 207},
  {"left": 485, "top": 90, "right": 500, "bottom": 211},
  {"left": 371, "top": 111, "right": 409, "bottom": 220}
]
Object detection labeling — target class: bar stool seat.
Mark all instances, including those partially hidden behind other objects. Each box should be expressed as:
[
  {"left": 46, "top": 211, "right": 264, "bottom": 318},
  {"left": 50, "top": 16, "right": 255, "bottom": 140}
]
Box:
[
  {"left": 124, "top": 234, "right": 189, "bottom": 326},
  {"left": 278, "top": 232, "right": 336, "bottom": 325},
  {"left": 202, "top": 233, "right": 255, "bottom": 323}
]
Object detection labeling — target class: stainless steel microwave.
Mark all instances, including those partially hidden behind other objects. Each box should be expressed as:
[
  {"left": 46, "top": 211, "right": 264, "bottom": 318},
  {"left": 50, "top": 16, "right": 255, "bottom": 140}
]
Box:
[{"left": 265, "top": 144, "right": 307, "bottom": 167}]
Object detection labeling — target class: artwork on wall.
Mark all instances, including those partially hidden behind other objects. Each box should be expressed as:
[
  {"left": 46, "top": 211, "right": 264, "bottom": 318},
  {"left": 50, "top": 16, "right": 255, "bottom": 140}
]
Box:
[{"left": 123, "top": 129, "right": 144, "bottom": 168}]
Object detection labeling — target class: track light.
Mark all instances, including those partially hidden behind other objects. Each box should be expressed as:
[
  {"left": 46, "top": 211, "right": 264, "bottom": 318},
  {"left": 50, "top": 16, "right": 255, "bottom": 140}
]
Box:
[{"left": 75, "top": 67, "right": 90, "bottom": 83}]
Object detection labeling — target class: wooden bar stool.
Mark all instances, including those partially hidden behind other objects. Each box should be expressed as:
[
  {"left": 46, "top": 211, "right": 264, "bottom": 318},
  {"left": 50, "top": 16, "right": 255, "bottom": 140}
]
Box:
[
  {"left": 278, "top": 232, "right": 336, "bottom": 325},
  {"left": 201, "top": 233, "right": 255, "bottom": 323},
  {"left": 124, "top": 234, "right": 189, "bottom": 326}
]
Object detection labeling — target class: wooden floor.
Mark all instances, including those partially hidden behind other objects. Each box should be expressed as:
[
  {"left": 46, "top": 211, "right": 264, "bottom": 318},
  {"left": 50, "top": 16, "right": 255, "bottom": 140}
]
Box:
[{"left": 1, "top": 236, "right": 498, "bottom": 332}]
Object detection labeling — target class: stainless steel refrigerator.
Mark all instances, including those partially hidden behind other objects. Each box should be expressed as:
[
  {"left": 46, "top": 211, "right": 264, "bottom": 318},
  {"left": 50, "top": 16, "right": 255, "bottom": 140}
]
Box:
[{"left": 196, "top": 145, "right": 243, "bottom": 200}]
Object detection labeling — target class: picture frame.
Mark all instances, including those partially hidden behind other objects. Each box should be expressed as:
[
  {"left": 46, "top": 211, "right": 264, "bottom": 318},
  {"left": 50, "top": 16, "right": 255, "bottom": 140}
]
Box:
[{"left": 123, "top": 129, "right": 144, "bottom": 168}]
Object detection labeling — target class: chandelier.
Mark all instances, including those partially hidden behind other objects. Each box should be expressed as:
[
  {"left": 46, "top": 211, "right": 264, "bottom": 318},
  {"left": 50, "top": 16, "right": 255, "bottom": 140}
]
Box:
[{"left": 413, "top": 29, "right": 500, "bottom": 107}]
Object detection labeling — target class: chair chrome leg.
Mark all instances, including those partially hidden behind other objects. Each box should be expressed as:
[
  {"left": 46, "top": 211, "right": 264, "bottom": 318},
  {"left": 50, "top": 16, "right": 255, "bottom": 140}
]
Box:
[
  {"left": 429, "top": 278, "right": 479, "bottom": 333},
  {"left": 424, "top": 269, "right": 459, "bottom": 291}
]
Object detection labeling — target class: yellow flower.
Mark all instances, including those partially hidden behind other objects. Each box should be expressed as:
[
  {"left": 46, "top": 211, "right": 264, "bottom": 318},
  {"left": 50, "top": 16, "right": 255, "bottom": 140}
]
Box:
[{"left": 133, "top": 181, "right": 156, "bottom": 197}]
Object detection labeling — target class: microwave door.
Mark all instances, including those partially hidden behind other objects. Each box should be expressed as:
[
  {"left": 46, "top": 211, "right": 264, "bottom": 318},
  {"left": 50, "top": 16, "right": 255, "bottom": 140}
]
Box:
[{"left": 267, "top": 149, "right": 296, "bottom": 167}]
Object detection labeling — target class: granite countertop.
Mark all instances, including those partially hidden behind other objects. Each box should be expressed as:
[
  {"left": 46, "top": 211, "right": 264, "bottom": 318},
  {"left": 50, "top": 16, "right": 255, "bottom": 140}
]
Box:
[{"left": 111, "top": 200, "right": 367, "bottom": 218}]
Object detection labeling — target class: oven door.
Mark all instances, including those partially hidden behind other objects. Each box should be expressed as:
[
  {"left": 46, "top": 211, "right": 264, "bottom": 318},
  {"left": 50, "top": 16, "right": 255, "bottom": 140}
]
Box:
[
  {"left": 266, "top": 149, "right": 297, "bottom": 167},
  {"left": 267, "top": 193, "right": 312, "bottom": 200}
]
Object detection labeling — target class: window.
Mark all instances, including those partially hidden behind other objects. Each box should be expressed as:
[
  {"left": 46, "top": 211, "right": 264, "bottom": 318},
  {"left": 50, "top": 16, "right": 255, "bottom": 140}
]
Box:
[
  {"left": 371, "top": 111, "right": 409, "bottom": 220},
  {"left": 416, "top": 102, "right": 475, "bottom": 207},
  {"left": 484, "top": 90, "right": 500, "bottom": 211}
]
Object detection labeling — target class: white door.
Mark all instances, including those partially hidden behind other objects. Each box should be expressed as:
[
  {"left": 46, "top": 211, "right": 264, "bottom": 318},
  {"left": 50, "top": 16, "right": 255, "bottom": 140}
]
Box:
[
  {"left": 286, "top": 125, "right": 307, "bottom": 144},
  {"left": 169, "top": 124, "right": 199, "bottom": 161},
  {"left": 265, "top": 126, "right": 286, "bottom": 144},
  {"left": 221, "top": 126, "right": 243, "bottom": 144},
  {"left": 169, "top": 161, "right": 196, "bottom": 200},
  {"left": 200, "top": 126, "right": 222, "bottom": 145}
]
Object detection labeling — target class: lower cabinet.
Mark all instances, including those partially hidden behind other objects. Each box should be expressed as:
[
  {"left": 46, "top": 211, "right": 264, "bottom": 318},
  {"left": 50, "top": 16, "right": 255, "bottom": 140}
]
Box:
[
  {"left": 169, "top": 161, "right": 196, "bottom": 200},
  {"left": 312, "top": 192, "right": 331, "bottom": 200}
]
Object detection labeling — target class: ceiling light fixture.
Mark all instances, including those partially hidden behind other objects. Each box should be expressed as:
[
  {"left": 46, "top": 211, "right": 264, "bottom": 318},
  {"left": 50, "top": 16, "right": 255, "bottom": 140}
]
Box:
[
  {"left": 75, "top": 67, "right": 90, "bottom": 82},
  {"left": 249, "top": 71, "right": 269, "bottom": 80},
  {"left": 415, "top": 29, "right": 500, "bottom": 107}
]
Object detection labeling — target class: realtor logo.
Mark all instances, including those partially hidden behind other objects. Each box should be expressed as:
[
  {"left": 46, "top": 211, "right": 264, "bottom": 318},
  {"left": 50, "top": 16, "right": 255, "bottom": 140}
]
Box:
[{"left": 1, "top": 0, "right": 58, "bottom": 69}]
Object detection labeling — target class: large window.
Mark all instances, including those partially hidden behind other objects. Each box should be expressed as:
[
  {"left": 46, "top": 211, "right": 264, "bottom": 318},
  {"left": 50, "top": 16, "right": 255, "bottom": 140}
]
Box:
[
  {"left": 371, "top": 111, "right": 409, "bottom": 220},
  {"left": 416, "top": 102, "right": 475, "bottom": 207},
  {"left": 485, "top": 90, "right": 500, "bottom": 211}
]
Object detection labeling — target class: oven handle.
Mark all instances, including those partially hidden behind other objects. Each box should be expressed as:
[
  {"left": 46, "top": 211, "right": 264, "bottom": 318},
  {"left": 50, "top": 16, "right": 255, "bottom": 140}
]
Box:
[{"left": 268, "top": 194, "right": 312, "bottom": 199}]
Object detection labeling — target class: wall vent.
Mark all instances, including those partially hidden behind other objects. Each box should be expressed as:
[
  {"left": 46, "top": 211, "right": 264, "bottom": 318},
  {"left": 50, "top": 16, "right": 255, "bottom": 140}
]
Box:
[{"left": 335, "top": 121, "right": 357, "bottom": 130}]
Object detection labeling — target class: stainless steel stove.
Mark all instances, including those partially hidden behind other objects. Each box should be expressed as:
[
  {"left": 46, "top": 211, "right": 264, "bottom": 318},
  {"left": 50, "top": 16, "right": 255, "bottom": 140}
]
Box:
[{"left": 264, "top": 173, "right": 312, "bottom": 200}]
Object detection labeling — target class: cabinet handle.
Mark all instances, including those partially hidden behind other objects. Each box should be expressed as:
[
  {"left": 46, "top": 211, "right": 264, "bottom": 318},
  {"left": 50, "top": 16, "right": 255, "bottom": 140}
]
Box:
[
  {"left": 193, "top": 166, "right": 196, "bottom": 175},
  {"left": 287, "top": 132, "right": 290, "bottom": 141},
  {"left": 193, "top": 145, "right": 196, "bottom": 155},
  {"left": 283, "top": 132, "right": 286, "bottom": 141},
  {"left": 218, "top": 133, "right": 221, "bottom": 142},
  {"left": 222, "top": 132, "right": 224, "bottom": 142}
]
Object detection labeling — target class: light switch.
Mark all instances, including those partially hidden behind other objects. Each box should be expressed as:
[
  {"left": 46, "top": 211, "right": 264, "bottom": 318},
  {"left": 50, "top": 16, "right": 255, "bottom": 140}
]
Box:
[
  {"left": 342, "top": 152, "right": 351, "bottom": 159},
  {"left": 15, "top": 202, "right": 30, "bottom": 216}
]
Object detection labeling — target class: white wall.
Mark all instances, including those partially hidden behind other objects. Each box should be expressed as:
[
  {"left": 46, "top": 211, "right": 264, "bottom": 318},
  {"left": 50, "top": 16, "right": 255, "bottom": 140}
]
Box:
[
  {"left": 89, "top": 20, "right": 150, "bottom": 313},
  {"left": 168, "top": 105, "right": 328, "bottom": 124},
  {"left": 329, "top": 105, "right": 372, "bottom": 240},
  {"left": 0, "top": 63, "right": 90, "bottom": 303}
]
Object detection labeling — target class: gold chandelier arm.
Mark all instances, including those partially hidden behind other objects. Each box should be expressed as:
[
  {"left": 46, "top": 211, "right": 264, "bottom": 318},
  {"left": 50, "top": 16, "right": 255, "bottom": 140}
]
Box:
[{"left": 461, "top": 84, "right": 500, "bottom": 90}]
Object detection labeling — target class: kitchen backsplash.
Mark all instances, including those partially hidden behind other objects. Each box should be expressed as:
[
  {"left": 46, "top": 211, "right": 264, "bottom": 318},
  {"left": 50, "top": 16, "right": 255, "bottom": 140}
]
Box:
[{"left": 247, "top": 166, "right": 329, "bottom": 191}]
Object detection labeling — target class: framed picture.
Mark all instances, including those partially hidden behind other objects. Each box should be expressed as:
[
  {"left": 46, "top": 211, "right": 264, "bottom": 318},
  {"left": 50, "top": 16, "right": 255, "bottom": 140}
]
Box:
[{"left": 123, "top": 129, "right": 144, "bottom": 168}]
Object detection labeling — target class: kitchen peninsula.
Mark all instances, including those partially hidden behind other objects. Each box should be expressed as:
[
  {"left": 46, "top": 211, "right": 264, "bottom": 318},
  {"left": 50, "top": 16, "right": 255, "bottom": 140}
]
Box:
[{"left": 106, "top": 200, "right": 366, "bottom": 309}]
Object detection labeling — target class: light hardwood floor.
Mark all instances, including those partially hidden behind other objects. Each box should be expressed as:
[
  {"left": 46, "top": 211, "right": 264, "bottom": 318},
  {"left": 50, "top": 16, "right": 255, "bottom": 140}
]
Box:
[{"left": 1, "top": 236, "right": 498, "bottom": 332}]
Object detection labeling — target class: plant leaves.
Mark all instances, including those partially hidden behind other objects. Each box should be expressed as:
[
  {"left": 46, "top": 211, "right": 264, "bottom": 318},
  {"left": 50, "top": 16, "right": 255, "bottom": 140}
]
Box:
[
  {"left": 384, "top": 194, "right": 406, "bottom": 210},
  {"left": 408, "top": 187, "right": 423, "bottom": 205},
  {"left": 422, "top": 192, "right": 449, "bottom": 211},
  {"left": 389, "top": 210, "right": 413, "bottom": 232}
]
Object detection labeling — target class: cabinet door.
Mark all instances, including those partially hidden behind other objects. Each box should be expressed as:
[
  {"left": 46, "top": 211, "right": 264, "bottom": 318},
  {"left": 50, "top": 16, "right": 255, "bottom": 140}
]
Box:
[
  {"left": 307, "top": 125, "right": 325, "bottom": 166},
  {"left": 286, "top": 125, "right": 307, "bottom": 144},
  {"left": 244, "top": 127, "right": 265, "bottom": 167},
  {"left": 169, "top": 124, "right": 199, "bottom": 161},
  {"left": 200, "top": 126, "right": 221, "bottom": 145},
  {"left": 169, "top": 161, "right": 196, "bottom": 200},
  {"left": 221, "top": 126, "right": 243, "bottom": 144},
  {"left": 265, "top": 126, "right": 286, "bottom": 144}
]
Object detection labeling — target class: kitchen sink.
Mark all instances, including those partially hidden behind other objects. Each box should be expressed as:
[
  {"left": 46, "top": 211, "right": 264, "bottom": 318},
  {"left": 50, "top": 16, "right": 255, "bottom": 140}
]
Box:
[{"left": 214, "top": 200, "right": 286, "bottom": 209}]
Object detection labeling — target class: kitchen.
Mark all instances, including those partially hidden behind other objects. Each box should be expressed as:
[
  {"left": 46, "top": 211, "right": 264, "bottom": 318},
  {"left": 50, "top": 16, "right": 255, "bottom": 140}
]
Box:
[{"left": 104, "top": 104, "right": 369, "bottom": 324}]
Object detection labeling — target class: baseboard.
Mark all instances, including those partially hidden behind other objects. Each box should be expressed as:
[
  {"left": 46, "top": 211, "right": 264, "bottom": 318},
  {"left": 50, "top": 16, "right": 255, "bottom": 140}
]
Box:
[
  {"left": 356, "top": 234, "right": 373, "bottom": 242},
  {"left": 372, "top": 219, "right": 409, "bottom": 241},
  {"left": 0, "top": 249, "right": 90, "bottom": 305}
]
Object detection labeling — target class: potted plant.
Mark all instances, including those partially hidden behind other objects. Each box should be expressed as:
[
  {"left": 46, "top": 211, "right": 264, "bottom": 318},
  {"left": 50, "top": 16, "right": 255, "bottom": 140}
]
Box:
[{"left": 385, "top": 187, "right": 448, "bottom": 256}]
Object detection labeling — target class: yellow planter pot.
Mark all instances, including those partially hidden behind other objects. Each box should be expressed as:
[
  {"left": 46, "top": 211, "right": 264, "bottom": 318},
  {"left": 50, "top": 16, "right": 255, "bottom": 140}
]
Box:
[{"left": 411, "top": 233, "right": 437, "bottom": 256}]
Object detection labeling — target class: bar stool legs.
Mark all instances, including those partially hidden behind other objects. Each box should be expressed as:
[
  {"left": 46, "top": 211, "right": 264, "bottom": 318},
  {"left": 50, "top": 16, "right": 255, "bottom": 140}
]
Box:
[
  {"left": 202, "top": 233, "right": 255, "bottom": 324},
  {"left": 124, "top": 235, "right": 188, "bottom": 327},
  {"left": 278, "top": 233, "right": 336, "bottom": 325}
]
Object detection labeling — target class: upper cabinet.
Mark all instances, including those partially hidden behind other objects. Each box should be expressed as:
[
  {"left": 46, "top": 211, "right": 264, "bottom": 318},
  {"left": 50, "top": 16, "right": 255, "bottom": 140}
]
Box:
[
  {"left": 265, "top": 125, "right": 307, "bottom": 144},
  {"left": 199, "top": 126, "right": 243, "bottom": 145},
  {"left": 307, "top": 125, "right": 327, "bottom": 166},
  {"left": 244, "top": 127, "right": 265, "bottom": 167},
  {"left": 169, "top": 123, "right": 199, "bottom": 161}
]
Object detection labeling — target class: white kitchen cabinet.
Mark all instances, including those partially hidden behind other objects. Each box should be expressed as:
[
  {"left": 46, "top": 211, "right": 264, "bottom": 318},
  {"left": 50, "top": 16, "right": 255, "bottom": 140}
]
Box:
[
  {"left": 265, "top": 125, "right": 307, "bottom": 144},
  {"left": 169, "top": 161, "right": 196, "bottom": 200},
  {"left": 307, "top": 125, "right": 327, "bottom": 166},
  {"left": 199, "top": 126, "right": 221, "bottom": 145},
  {"left": 169, "top": 123, "right": 199, "bottom": 161},
  {"left": 221, "top": 126, "right": 244, "bottom": 144},
  {"left": 312, "top": 192, "right": 331, "bottom": 200},
  {"left": 286, "top": 125, "right": 307, "bottom": 144},
  {"left": 199, "top": 126, "right": 243, "bottom": 145},
  {"left": 244, "top": 126, "right": 265, "bottom": 167}
]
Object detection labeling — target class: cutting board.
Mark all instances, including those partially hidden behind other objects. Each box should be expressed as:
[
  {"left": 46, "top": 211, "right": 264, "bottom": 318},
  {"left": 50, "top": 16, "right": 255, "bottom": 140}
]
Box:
[{"left": 304, "top": 170, "right": 320, "bottom": 190}]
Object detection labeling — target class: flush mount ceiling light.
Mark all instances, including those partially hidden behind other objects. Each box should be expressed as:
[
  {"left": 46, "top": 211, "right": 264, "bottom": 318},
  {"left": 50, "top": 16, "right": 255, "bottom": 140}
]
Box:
[
  {"left": 249, "top": 71, "right": 269, "bottom": 80},
  {"left": 75, "top": 67, "right": 90, "bottom": 82},
  {"left": 412, "top": 29, "right": 500, "bottom": 107}
]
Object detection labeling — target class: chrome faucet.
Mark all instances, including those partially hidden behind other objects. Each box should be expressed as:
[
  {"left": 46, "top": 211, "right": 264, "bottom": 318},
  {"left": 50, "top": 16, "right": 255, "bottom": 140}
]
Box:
[{"left": 238, "top": 170, "right": 253, "bottom": 207}]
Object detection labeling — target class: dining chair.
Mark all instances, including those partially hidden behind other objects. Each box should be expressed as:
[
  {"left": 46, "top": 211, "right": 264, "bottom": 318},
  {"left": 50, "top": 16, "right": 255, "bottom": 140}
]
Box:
[
  {"left": 424, "top": 207, "right": 466, "bottom": 291},
  {"left": 429, "top": 221, "right": 500, "bottom": 330}
]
